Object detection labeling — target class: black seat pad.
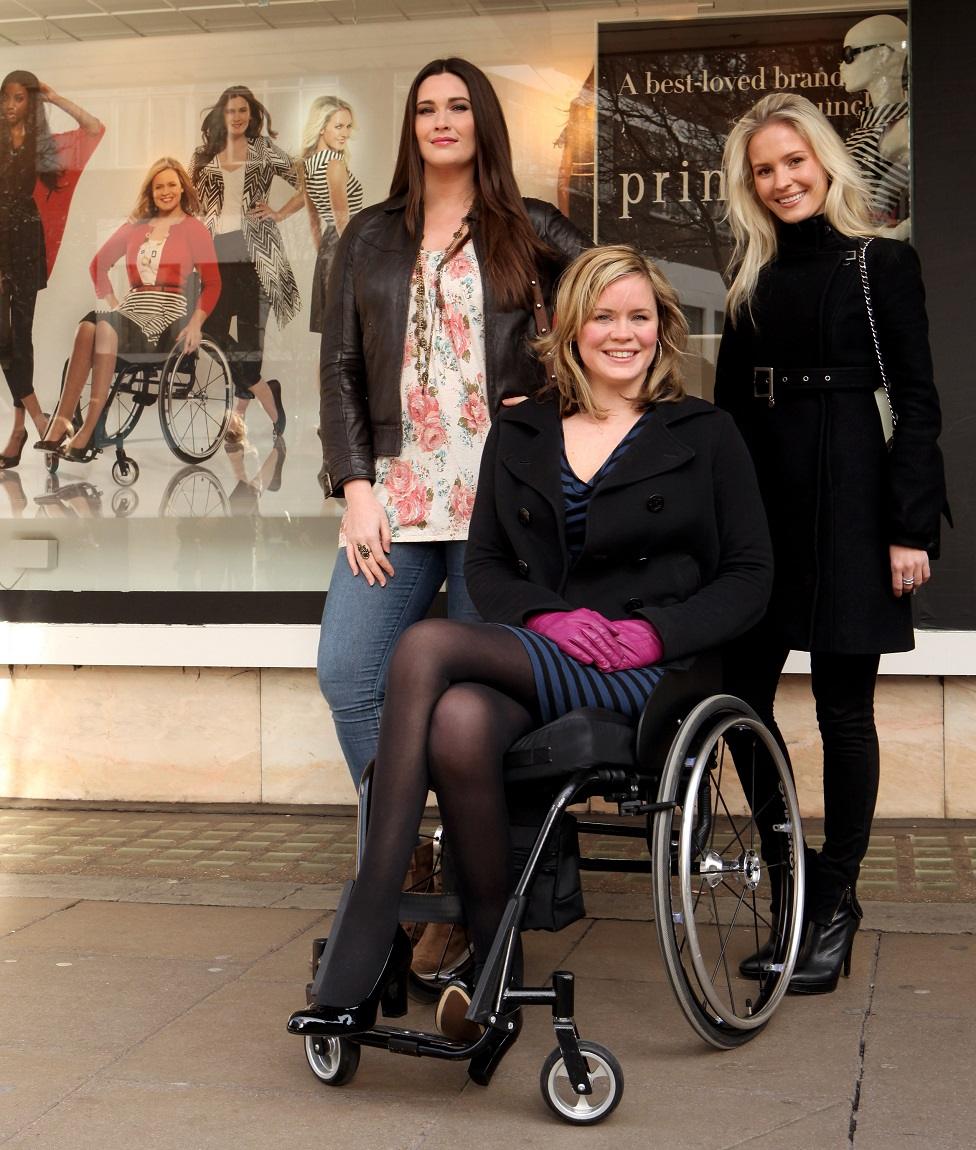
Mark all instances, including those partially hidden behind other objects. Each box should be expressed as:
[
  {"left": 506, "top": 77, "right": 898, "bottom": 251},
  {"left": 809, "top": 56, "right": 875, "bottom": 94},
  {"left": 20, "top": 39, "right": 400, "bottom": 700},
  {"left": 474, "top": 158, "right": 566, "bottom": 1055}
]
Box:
[{"left": 503, "top": 707, "right": 636, "bottom": 783}]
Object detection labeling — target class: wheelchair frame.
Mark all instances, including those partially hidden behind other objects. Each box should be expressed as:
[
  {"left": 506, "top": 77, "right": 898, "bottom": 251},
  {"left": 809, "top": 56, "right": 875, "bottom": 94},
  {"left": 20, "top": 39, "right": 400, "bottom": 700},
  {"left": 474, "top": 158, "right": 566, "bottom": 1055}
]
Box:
[
  {"left": 292, "top": 658, "right": 806, "bottom": 1125},
  {"left": 45, "top": 336, "right": 234, "bottom": 486}
]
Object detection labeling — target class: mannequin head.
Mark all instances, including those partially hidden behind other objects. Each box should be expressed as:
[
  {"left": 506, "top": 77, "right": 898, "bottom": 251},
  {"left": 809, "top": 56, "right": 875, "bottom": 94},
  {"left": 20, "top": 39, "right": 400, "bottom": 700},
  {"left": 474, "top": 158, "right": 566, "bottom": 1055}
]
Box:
[{"left": 840, "top": 14, "right": 908, "bottom": 102}]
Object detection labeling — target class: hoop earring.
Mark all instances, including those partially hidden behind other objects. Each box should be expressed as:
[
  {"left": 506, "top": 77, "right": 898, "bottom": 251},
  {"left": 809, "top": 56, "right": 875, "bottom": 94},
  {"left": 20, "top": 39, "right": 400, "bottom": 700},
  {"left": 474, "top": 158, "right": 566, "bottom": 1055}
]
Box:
[{"left": 654, "top": 341, "right": 663, "bottom": 368}]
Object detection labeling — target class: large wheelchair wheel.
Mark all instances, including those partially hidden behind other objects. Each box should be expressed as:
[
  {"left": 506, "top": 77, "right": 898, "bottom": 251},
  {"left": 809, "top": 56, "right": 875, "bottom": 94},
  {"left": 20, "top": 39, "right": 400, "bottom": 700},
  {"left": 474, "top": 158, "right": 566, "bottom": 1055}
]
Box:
[
  {"left": 158, "top": 338, "right": 233, "bottom": 463},
  {"left": 652, "top": 695, "right": 804, "bottom": 1048}
]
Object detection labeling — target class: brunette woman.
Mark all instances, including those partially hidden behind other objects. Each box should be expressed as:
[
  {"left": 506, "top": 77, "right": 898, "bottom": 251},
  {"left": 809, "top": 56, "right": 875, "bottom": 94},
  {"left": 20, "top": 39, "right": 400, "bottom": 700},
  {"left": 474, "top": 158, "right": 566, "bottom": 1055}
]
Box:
[
  {"left": 316, "top": 57, "right": 589, "bottom": 791},
  {"left": 289, "top": 244, "right": 771, "bottom": 1058},
  {"left": 715, "top": 94, "right": 947, "bottom": 994},
  {"left": 37, "top": 159, "right": 219, "bottom": 460},
  {"left": 0, "top": 72, "right": 102, "bottom": 468},
  {"left": 191, "top": 85, "right": 299, "bottom": 442}
]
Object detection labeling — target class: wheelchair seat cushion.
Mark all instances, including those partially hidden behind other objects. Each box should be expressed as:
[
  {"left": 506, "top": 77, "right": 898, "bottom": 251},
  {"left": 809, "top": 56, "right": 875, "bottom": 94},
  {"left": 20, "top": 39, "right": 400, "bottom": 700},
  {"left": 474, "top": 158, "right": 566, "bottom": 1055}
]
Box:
[{"left": 503, "top": 707, "right": 636, "bottom": 783}]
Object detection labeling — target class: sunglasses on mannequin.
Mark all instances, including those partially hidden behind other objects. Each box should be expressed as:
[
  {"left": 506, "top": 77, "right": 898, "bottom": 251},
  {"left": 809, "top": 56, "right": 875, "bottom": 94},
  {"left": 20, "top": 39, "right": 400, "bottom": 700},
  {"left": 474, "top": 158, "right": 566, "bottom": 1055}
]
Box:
[{"left": 841, "top": 42, "right": 904, "bottom": 64}]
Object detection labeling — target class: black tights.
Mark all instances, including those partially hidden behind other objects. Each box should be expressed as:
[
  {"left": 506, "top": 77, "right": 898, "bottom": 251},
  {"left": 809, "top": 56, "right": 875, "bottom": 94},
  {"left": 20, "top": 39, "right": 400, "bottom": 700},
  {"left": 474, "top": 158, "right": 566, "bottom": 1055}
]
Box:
[
  {"left": 724, "top": 620, "right": 881, "bottom": 923},
  {"left": 315, "top": 620, "right": 538, "bottom": 1006}
]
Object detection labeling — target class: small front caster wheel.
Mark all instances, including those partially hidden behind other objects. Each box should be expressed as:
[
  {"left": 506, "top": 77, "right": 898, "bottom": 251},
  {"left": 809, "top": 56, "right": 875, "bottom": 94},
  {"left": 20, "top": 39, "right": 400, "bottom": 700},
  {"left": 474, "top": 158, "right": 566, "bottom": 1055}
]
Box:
[
  {"left": 112, "top": 458, "right": 139, "bottom": 486},
  {"left": 540, "top": 1041, "right": 623, "bottom": 1125},
  {"left": 304, "top": 1035, "right": 361, "bottom": 1086}
]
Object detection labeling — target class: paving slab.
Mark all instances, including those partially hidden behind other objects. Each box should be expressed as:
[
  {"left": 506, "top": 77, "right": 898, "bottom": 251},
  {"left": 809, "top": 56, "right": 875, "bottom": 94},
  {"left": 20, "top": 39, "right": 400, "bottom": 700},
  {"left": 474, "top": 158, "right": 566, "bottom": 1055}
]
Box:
[
  {"left": 0, "top": 953, "right": 244, "bottom": 1056},
  {"left": 0, "top": 1077, "right": 456, "bottom": 1150},
  {"left": 871, "top": 932, "right": 976, "bottom": 1017},
  {"left": 0, "top": 900, "right": 319, "bottom": 962},
  {"left": 854, "top": 1012, "right": 976, "bottom": 1147},
  {"left": 0, "top": 1045, "right": 116, "bottom": 1141},
  {"left": 0, "top": 896, "right": 77, "bottom": 935}
]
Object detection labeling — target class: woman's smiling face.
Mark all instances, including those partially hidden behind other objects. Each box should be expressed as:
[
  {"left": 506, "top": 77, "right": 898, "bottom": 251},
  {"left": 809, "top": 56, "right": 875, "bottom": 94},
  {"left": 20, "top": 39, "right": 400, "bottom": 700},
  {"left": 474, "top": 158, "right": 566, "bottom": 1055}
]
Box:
[
  {"left": 576, "top": 274, "right": 660, "bottom": 397},
  {"left": 747, "top": 120, "right": 829, "bottom": 224}
]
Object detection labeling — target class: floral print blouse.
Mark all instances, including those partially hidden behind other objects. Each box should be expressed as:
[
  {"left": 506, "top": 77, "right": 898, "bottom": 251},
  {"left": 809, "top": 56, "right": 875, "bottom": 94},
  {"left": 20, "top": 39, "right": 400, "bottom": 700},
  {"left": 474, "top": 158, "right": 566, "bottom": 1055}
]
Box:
[{"left": 373, "top": 238, "right": 489, "bottom": 541}]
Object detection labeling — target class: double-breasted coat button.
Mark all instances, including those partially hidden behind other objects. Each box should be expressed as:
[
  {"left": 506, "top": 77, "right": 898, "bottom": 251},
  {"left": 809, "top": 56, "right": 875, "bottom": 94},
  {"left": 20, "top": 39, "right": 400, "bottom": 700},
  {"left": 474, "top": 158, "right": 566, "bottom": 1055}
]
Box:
[
  {"left": 517, "top": 560, "right": 530, "bottom": 577},
  {"left": 624, "top": 597, "right": 644, "bottom": 613},
  {"left": 646, "top": 494, "right": 665, "bottom": 512},
  {"left": 517, "top": 507, "right": 531, "bottom": 525}
]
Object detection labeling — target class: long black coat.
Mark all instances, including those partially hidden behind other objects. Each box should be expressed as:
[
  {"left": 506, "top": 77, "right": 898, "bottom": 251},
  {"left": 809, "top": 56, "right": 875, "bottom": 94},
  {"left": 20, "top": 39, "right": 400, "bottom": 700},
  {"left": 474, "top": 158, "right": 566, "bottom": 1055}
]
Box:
[
  {"left": 714, "top": 217, "right": 947, "bottom": 654},
  {"left": 464, "top": 394, "right": 773, "bottom": 663}
]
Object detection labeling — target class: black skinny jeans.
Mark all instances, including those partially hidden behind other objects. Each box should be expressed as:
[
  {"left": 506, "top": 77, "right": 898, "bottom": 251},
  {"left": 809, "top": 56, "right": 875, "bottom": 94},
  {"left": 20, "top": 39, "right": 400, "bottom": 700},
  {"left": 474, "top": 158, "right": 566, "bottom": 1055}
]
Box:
[{"left": 724, "top": 620, "right": 881, "bottom": 924}]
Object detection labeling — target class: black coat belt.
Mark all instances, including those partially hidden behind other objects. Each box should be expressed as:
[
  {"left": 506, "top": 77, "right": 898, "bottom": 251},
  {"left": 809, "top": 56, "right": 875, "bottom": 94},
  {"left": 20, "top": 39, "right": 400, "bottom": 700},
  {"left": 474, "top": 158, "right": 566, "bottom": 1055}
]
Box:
[{"left": 753, "top": 366, "right": 877, "bottom": 407}]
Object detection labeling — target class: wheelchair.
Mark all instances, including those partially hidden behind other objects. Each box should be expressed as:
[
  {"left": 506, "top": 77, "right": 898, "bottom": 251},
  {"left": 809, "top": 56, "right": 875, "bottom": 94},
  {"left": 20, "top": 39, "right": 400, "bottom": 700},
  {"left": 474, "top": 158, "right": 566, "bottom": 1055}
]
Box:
[
  {"left": 45, "top": 336, "right": 234, "bottom": 486},
  {"left": 291, "top": 656, "right": 805, "bottom": 1125}
]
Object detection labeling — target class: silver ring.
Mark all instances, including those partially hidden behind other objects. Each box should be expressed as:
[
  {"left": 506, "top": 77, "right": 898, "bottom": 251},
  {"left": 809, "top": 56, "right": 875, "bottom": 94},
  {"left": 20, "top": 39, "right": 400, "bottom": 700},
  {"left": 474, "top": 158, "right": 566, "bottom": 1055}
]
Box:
[
  {"left": 357, "top": 544, "right": 371, "bottom": 560},
  {"left": 902, "top": 577, "right": 915, "bottom": 585}
]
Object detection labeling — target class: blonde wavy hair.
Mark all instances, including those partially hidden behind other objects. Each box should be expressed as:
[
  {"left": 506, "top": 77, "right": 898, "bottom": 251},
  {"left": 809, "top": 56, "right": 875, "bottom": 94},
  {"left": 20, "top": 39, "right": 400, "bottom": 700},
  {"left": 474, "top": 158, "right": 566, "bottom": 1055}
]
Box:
[
  {"left": 723, "top": 93, "right": 876, "bottom": 322},
  {"left": 301, "top": 95, "right": 354, "bottom": 158},
  {"left": 534, "top": 245, "right": 687, "bottom": 419},
  {"left": 130, "top": 157, "right": 200, "bottom": 221}
]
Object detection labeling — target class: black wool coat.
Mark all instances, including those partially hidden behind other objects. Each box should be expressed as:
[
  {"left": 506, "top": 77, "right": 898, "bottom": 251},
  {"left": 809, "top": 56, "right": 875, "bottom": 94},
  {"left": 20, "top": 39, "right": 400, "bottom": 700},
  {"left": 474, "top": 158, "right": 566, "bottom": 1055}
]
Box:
[
  {"left": 464, "top": 394, "right": 773, "bottom": 663},
  {"left": 714, "top": 217, "right": 948, "bottom": 654}
]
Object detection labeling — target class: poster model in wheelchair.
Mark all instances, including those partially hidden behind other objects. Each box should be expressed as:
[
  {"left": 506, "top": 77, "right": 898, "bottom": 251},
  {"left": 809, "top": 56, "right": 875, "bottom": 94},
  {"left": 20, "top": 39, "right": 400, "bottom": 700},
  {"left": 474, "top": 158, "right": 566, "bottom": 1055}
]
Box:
[
  {"left": 45, "top": 336, "right": 234, "bottom": 485},
  {"left": 288, "top": 658, "right": 805, "bottom": 1125}
]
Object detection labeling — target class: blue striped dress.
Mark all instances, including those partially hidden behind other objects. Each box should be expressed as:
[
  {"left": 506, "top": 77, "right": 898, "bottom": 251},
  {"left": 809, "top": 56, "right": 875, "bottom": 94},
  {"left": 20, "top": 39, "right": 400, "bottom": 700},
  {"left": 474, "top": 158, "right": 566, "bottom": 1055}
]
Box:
[{"left": 503, "top": 410, "right": 664, "bottom": 724}]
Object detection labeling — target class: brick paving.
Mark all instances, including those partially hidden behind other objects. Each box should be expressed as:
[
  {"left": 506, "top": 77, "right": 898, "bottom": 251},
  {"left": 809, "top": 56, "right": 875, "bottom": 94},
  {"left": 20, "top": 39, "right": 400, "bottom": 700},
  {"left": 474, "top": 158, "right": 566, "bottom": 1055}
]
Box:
[{"left": 1, "top": 806, "right": 973, "bottom": 903}]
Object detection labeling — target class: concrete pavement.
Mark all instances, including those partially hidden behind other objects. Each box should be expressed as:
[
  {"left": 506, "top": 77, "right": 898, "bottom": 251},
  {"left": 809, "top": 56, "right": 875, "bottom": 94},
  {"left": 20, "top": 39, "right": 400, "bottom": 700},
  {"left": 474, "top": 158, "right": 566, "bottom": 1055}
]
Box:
[{"left": 1, "top": 811, "right": 974, "bottom": 1149}]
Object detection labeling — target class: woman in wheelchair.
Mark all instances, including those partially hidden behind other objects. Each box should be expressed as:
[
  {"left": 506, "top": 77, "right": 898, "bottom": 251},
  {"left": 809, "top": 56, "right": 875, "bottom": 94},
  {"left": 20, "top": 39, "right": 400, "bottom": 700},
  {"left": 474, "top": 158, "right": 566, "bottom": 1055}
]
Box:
[
  {"left": 36, "top": 158, "right": 220, "bottom": 462},
  {"left": 288, "top": 245, "right": 773, "bottom": 1057}
]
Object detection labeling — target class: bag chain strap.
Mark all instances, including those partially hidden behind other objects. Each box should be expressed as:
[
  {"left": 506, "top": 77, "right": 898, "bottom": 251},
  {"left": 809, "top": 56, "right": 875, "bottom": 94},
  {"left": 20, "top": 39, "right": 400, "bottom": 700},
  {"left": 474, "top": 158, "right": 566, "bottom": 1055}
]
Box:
[{"left": 858, "top": 238, "right": 898, "bottom": 431}]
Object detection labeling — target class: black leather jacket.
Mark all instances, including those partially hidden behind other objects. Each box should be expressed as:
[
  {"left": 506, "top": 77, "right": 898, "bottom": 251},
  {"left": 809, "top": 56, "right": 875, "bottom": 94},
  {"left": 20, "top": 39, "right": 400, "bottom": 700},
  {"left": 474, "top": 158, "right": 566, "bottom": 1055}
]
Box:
[{"left": 318, "top": 194, "right": 590, "bottom": 496}]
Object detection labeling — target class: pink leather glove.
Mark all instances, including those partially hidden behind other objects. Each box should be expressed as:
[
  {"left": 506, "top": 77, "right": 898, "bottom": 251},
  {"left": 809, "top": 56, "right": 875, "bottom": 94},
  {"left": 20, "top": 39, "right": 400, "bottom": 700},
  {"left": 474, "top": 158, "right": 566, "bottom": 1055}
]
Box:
[
  {"left": 526, "top": 608, "right": 621, "bottom": 672},
  {"left": 610, "top": 618, "right": 664, "bottom": 670}
]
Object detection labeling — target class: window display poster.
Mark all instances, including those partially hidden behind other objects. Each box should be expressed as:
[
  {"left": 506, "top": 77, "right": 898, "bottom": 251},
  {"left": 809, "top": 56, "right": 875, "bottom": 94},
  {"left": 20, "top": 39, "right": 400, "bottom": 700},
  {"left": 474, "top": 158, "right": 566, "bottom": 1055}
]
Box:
[
  {"left": 0, "top": 58, "right": 582, "bottom": 527},
  {"left": 594, "top": 9, "right": 910, "bottom": 337}
]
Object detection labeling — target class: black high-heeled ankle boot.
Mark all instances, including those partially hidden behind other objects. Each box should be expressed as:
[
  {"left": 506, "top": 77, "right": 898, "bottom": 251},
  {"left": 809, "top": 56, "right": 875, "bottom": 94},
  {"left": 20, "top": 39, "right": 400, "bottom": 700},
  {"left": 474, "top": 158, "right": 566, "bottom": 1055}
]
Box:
[
  {"left": 286, "top": 925, "right": 412, "bottom": 1037},
  {"left": 788, "top": 886, "right": 862, "bottom": 995}
]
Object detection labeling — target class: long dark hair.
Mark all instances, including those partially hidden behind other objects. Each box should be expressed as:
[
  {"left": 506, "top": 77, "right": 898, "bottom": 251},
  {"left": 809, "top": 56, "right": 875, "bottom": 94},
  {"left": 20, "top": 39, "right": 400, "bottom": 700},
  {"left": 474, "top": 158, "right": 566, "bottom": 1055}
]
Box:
[
  {"left": 1, "top": 70, "right": 61, "bottom": 193},
  {"left": 390, "top": 57, "right": 553, "bottom": 311},
  {"left": 193, "top": 85, "right": 276, "bottom": 168}
]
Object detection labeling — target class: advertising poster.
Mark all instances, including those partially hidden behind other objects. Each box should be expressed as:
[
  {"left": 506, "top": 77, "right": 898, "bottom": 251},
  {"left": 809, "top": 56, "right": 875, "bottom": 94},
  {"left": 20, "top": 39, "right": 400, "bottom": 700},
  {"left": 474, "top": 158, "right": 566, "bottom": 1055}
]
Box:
[{"left": 594, "top": 9, "right": 910, "bottom": 363}]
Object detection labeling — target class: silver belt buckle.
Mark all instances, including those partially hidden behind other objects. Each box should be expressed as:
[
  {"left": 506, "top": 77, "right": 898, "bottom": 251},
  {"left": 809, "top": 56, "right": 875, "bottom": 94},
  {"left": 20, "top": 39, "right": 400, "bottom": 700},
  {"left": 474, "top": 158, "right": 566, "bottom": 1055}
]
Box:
[{"left": 753, "top": 366, "right": 775, "bottom": 408}]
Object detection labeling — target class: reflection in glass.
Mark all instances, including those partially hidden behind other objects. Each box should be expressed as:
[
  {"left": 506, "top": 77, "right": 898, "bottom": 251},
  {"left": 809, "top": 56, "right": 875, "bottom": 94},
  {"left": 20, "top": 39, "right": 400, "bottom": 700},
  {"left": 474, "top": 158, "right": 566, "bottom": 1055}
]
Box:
[
  {"left": 36, "top": 157, "right": 222, "bottom": 470},
  {"left": 191, "top": 85, "right": 298, "bottom": 445},
  {"left": 0, "top": 71, "right": 102, "bottom": 471},
  {"left": 298, "top": 96, "right": 365, "bottom": 334}
]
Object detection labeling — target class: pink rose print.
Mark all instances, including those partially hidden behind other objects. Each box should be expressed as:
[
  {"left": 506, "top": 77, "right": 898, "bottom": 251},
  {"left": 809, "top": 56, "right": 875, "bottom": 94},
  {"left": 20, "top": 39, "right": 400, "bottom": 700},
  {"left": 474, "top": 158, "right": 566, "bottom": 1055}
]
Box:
[
  {"left": 449, "top": 481, "right": 476, "bottom": 523},
  {"left": 418, "top": 418, "right": 447, "bottom": 452},
  {"left": 395, "top": 485, "right": 431, "bottom": 527},
  {"left": 407, "top": 386, "right": 440, "bottom": 425},
  {"left": 444, "top": 303, "right": 470, "bottom": 360},
  {"left": 459, "top": 391, "right": 489, "bottom": 436},
  {"left": 449, "top": 250, "right": 473, "bottom": 278},
  {"left": 384, "top": 458, "right": 419, "bottom": 497}
]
